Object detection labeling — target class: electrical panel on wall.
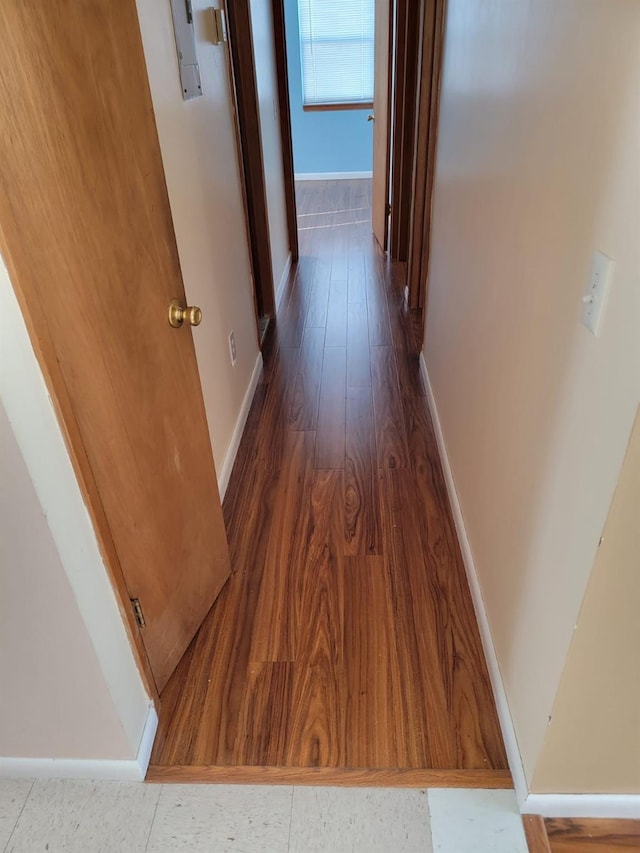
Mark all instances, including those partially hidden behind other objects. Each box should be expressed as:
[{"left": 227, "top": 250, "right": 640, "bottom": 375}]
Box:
[{"left": 170, "top": 0, "right": 203, "bottom": 100}]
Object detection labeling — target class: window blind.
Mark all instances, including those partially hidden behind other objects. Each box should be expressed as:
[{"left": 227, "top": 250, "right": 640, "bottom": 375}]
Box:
[{"left": 297, "top": 0, "right": 375, "bottom": 107}]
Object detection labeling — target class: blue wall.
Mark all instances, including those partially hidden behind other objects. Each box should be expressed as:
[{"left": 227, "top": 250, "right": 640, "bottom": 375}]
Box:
[{"left": 284, "top": 0, "right": 373, "bottom": 175}]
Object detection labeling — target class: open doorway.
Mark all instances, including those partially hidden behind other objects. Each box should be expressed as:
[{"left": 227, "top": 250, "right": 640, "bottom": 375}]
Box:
[
  {"left": 224, "top": 0, "right": 445, "bottom": 353},
  {"left": 223, "top": 0, "right": 391, "bottom": 350},
  {"left": 277, "top": 0, "right": 447, "bottom": 340},
  {"left": 283, "top": 0, "right": 390, "bottom": 250}
]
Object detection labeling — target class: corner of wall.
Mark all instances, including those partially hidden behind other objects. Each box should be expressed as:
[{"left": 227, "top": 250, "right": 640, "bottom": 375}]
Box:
[
  {"left": 218, "top": 351, "right": 264, "bottom": 499},
  {"left": 419, "top": 353, "right": 530, "bottom": 808},
  {"left": 0, "top": 256, "right": 150, "bottom": 767}
]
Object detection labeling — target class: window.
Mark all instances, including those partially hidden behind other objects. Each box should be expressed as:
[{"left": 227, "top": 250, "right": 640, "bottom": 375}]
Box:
[{"left": 297, "top": 0, "right": 375, "bottom": 108}]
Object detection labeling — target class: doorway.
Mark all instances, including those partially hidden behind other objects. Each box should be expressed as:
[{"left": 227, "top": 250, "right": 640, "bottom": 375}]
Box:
[
  {"left": 225, "top": 0, "right": 445, "bottom": 352},
  {"left": 223, "top": 0, "right": 386, "bottom": 346},
  {"left": 285, "top": 2, "right": 377, "bottom": 199}
]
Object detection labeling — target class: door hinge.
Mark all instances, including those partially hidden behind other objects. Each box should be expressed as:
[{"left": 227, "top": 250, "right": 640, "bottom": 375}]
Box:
[{"left": 131, "top": 597, "right": 146, "bottom": 628}]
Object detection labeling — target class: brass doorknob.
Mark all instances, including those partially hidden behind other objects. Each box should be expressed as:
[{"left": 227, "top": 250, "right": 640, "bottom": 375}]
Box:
[
  {"left": 168, "top": 299, "right": 202, "bottom": 328},
  {"left": 367, "top": 113, "right": 375, "bottom": 121}
]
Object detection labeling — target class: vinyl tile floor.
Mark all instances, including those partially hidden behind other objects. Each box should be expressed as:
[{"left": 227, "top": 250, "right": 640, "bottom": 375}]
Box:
[{"left": 0, "top": 780, "right": 528, "bottom": 852}]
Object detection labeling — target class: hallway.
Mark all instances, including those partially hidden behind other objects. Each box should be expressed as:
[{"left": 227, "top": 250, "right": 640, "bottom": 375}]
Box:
[{"left": 148, "top": 180, "right": 509, "bottom": 784}]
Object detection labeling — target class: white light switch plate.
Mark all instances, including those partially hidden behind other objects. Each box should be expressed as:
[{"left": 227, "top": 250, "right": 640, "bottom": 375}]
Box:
[{"left": 582, "top": 250, "right": 614, "bottom": 336}]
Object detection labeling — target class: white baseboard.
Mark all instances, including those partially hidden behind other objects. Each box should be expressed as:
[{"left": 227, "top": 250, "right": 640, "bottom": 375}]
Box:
[
  {"left": 276, "top": 252, "right": 292, "bottom": 313},
  {"left": 294, "top": 171, "right": 373, "bottom": 181},
  {"left": 0, "top": 705, "right": 158, "bottom": 782},
  {"left": 217, "top": 352, "right": 263, "bottom": 500},
  {"left": 523, "top": 794, "right": 640, "bottom": 819},
  {"left": 420, "top": 353, "right": 529, "bottom": 807},
  {"left": 135, "top": 703, "right": 159, "bottom": 779},
  {"left": 421, "top": 351, "right": 640, "bottom": 820}
]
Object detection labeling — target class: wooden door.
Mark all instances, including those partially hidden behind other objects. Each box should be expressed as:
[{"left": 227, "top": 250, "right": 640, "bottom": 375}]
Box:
[
  {"left": 0, "top": 0, "right": 231, "bottom": 692},
  {"left": 271, "top": 0, "right": 299, "bottom": 266},
  {"left": 407, "top": 0, "right": 446, "bottom": 312},
  {"left": 224, "top": 0, "right": 276, "bottom": 321},
  {"left": 390, "top": 0, "right": 422, "bottom": 261},
  {"left": 372, "top": 0, "right": 392, "bottom": 250}
]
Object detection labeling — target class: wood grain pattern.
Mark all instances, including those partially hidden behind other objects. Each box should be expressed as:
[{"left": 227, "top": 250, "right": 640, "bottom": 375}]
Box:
[
  {"left": 235, "top": 662, "right": 293, "bottom": 766},
  {"left": 348, "top": 242, "right": 367, "bottom": 304},
  {"left": 371, "top": 346, "right": 410, "bottom": 469},
  {"left": 347, "top": 303, "right": 372, "bottom": 387},
  {"left": 372, "top": 0, "right": 392, "bottom": 249},
  {"left": 407, "top": 0, "right": 437, "bottom": 307},
  {"left": 0, "top": 0, "right": 230, "bottom": 694},
  {"left": 325, "top": 279, "right": 348, "bottom": 346},
  {"left": 224, "top": 0, "right": 276, "bottom": 318},
  {"left": 545, "top": 818, "right": 640, "bottom": 852},
  {"left": 254, "top": 345, "right": 300, "bottom": 471},
  {"left": 378, "top": 467, "right": 451, "bottom": 768},
  {"left": 345, "top": 386, "right": 382, "bottom": 556},
  {"left": 343, "top": 556, "right": 407, "bottom": 767},
  {"left": 387, "top": 262, "right": 427, "bottom": 396},
  {"left": 289, "top": 326, "right": 325, "bottom": 430},
  {"left": 249, "top": 429, "right": 316, "bottom": 662},
  {"left": 402, "top": 392, "right": 507, "bottom": 768},
  {"left": 523, "top": 815, "right": 552, "bottom": 853},
  {"left": 315, "top": 346, "right": 347, "bottom": 470},
  {"left": 149, "top": 180, "right": 508, "bottom": 784},
  {"left": 306, "top": 269, "right": 330, "bottom": 328},
  {"left": 270, "top": 0, "right": 299, "bottom": 264},
  {"left": 277, "top": 257, "right": 316, "bottom": 348},
  {"left": 286, "top": 471, "right": 346, "bottom": 767},
  {"left": 147, "top": 766, "right": 513, "bottom": 786},
  {"left": 367, "top": 273, "right": 392, "bottom": 347},
  {"left": 409, "top": 0, "right": 446, "bottom": 314},
  {"left": 153, "top": 468, "right": 280, "bottom": 765},
  {"left": 390, "top": 0, "right": 422, "bottom": 262}
]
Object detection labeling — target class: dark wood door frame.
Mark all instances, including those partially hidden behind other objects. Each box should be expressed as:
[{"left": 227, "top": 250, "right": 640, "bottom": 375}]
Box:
[
  {"left": 223, "top": 0, "right": 298, "bottom": 332},
  {"left": 389, "top": 0, "right": 421, "bottom": 261},
  {"left": 224, "top": 0, "right": 276, "bottom": 322},
  {"left": 406, "top": 0, "right": 446, "bottom": 314},
  {"left": 271, "top": 0, "right": 299, "bottom": 265},
  {"left": 371, "top": 0, "right": 393, "bottom": 251},
  {"left": 388, "top": 0, "right": 446, "bottom": 344}
]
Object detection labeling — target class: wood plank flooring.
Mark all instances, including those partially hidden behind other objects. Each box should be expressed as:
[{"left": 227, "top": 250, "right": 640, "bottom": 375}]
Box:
[
  {"left": 544, "top": 818, "right": 640, "bottom": 852},
  {"left": 525, "top": 816, "right": 640, "bottom": 853},
  {"left": 148, "top": 179, "right": 509, "bottom": 784}
]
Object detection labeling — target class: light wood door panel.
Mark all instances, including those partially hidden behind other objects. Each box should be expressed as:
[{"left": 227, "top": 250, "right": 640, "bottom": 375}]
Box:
[
  {"left": 0, "top": 0, "right": 231, "bottom": 691},
  {"left": 372, "top": 0, "right": 392, "bottom": 249}
]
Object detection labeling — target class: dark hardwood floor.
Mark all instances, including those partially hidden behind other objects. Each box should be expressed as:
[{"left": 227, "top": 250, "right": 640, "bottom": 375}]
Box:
[
  {"left": 148, "top": 179, "right": 510, "bottom": 785},
  {"left": 546, "top": 818, "right": 640, "bottom": 852},
  {"left": 525, "top": 815, "right": 640, "bottom": 853}
]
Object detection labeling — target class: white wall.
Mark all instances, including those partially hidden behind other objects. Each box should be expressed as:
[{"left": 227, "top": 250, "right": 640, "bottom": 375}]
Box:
[
  {"left": 135, "top": 0, "right": 262, "bottom": 479},
  {"left": 0, "top": 0, "right": 267, "bottom": 771},
  {"left": 0, "top": 258, "right": 151, "bottom": 766},
  {"left": 0, "top": 403, "right": 131, "bottom": 759},
  {"left": 533, "top": 408, "right": 640, "bottom": 794},
  {"left": 249, "top": 0, "right": 291, "bottom": 297},
  {"left": 424, "top": 0, "right": 640, "bottom": 784}
]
